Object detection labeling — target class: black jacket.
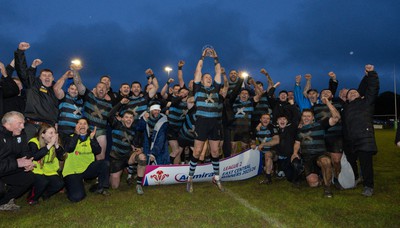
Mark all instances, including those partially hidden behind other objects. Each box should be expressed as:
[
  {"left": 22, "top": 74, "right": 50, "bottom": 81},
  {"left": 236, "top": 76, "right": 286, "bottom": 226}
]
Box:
[
  {"left": 0, "top": 126, "right": 30, "bottom": 176},
  {"left": 14, "top": 49, "right": 59, "bottom": 124},
  {"left": 342, "top": 71, "right": 380, "bottom": 153}
]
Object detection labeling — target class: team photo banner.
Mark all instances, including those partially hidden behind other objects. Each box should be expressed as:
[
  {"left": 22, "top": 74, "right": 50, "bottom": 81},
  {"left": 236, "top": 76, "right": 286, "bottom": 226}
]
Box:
[{"left": 143, "top": 149, "right": 263, "bottom": 186}]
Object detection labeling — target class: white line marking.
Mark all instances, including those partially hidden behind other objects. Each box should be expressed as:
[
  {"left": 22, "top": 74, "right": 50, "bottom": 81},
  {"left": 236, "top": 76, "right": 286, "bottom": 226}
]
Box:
[{"left": 225, "top": 188, "right": 285, "bottom": 227}]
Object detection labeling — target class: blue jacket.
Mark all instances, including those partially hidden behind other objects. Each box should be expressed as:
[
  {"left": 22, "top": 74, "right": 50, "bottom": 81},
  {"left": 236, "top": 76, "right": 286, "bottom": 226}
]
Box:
[{"left": 137, "top": 113, "right": 169, "bottom": 165}]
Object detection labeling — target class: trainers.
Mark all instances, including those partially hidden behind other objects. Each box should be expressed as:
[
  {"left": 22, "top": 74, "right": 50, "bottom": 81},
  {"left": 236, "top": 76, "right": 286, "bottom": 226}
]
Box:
[
  {"left": 136, "top": 185, "right": 144, "bottom": 195},
  {"left": 362, "top": 187, "right": 374, "bottom": 197},
  {"left": 212, "top": 177, "right": 225, "bottom": 192},
  {"left": 95, "top": 188, "right": 111, "bottom": 196},
  {"left": 0, "top": 199, "right": 20, "bottom": 211},
  {"left": 323, "top": 187, "right": 333, "bottom": 198},
  {"left": 259, "top": 178, "right": 272, "bottom": 185},
  {"left": 186, "top": 176, "right": 193, "bottom": 193}
]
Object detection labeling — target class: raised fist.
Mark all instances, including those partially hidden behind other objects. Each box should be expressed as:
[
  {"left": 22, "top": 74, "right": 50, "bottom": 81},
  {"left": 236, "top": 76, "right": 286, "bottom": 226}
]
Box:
[
  {"left": 63, "top": 70, "right": 74, "bottom": 79},
  {"left": 145, "top": 68, "right": 153, "bottom": 76},
  {"left": 304, "top": 74, "right": 312, "bottom": 80},
  {"left": 31, "top": 59, "right": 43, "bottom": 68},
  {"left": 328, "top": 72, "right": 336, "bottom": 79},
  {"left": 260, "top": 68, "right": 268, "bottom": 75},
  {"left": 178, "top": 60, "right": 185, "bottom": 67},
  {"left": 221, "top": 67, "right": 226, "bottom": 74},
  {"left": 18, "top": 42, "right": 30, "bottom": 51},
  {"left": 365, "top": 64, "right": 374, "bottom": 72},
  {"left": 168, "top": 78, "right": 174, "bottom": 84}
]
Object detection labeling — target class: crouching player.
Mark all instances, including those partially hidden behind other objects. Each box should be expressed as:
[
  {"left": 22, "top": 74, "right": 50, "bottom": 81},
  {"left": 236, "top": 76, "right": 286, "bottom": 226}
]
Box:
[
  {"left": 291, "top": 97, "right": 340, "bottom": 198},
  {"left": 252, "top": 113, "right": 279, "bottom": 184},
  {"left": 108, "top": 98, "right": 146, "bottom": 195}
]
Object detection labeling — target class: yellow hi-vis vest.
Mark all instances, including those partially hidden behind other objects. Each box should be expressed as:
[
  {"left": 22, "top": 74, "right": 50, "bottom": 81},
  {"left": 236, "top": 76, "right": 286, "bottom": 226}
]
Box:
[
  {"left": 29, "top": 138, "right": 60, "bottom": 176},
  {"left": 62, "top": 137, "right": 94, "bottom": 177}
]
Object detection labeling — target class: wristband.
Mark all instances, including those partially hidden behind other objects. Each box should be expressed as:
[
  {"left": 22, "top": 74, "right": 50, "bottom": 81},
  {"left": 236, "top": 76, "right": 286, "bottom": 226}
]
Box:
[
  {"left": 200, "top": 56, "right": 205, "bottom": 61},
  {"left": 214, "top": 57, "right": 219, "bottom": 65},
  {"left": 178, "top": 66, "right": 183, "bottom": 70},
  {"left": 147, "top": 74, "right": 155, "bottom": 80}
]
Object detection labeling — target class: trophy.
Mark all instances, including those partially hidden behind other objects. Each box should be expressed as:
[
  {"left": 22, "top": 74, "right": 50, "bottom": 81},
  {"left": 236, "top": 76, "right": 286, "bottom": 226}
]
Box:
[{"left": 202, "top": 45, "right": 214, "bottom": 57}]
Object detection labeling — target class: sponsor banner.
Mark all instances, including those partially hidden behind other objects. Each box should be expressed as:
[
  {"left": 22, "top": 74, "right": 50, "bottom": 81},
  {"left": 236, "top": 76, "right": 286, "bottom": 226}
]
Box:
[{"left": 143, "top": 149, "right": 263, "bottom": 186}]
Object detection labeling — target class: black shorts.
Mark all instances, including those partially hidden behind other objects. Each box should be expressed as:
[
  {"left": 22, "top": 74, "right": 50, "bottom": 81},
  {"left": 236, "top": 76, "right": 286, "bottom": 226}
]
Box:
[
  {"left": 231, "top": 125, "right": 251, "bottom": 143},
  {"left": 109, "top": 151, "right": 139, "bottom": 173},
  {"left": 325, "top": 136, "right": 343, "bottom": 153},
  {"left": 195, "top": 118, "right": 222, "bottom": 141},
  {"left": 178, "top": 136, "right": 194, "bottom": 148},
  {"left": 302, "top": 153, "right": 329, "bottom": 177},
  {"left": 167, "top": 126, "right": 180, "bottom": 141}
]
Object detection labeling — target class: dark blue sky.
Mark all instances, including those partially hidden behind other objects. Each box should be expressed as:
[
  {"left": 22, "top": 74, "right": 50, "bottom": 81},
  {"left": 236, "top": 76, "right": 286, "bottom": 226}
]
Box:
[{"left": 1, "top": 0, "right": 399, "bottom": 94}]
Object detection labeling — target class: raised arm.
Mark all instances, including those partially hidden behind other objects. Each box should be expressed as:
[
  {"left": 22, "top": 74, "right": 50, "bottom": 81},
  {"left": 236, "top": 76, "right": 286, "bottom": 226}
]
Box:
[
  {"left": 260, "top": 68, "right": 274, "bottom": 92},
  {"left": 160, "top": 78, "right": 174, "bottom": 99},
  {"left": 53, "top": 70, "right": 73, "bottom": 100},
  {"left": 177, "top": 60, "right": 185, "bottom": 88},
  {"left": 14, "top": 42, "right": 31, "bottom": 87},
  {"left": 363, "top": 64, "right": 380, "bottom": 106},
  {"left": 194, "top": 49, "right": 207, "bottom": 83},
  {"left": 328, "top": 72, "right": 338, "bottom": 96},
  {"left": 303, "top": 73, "right": 312, "bottom": 97},
  {"left": 71, "top": 64, "right": 86, "bottom": 96},
  {"left": 220, "top": 68, "right": 229, "bottom": 98},
  {"left": 212, "top": 49, "right": 221, "bottom": 84},
  {"left": 145, "top": 69, "right": 159, "bottom": 99},
  {"left": 322, "top": 97, "right": 341, "bottom": 126}
]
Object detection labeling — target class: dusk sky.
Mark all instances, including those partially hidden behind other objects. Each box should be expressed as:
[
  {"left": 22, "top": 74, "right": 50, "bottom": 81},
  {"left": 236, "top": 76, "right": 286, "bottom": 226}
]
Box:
[{"left": 1, "top": 0, "right": 399, "bottom": 94}]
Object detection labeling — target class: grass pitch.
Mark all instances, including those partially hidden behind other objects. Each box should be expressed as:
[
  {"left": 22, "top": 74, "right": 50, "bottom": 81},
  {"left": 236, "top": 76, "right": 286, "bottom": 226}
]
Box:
[{"left": 1, "top": 129, "right": 399, "bottom": 227}]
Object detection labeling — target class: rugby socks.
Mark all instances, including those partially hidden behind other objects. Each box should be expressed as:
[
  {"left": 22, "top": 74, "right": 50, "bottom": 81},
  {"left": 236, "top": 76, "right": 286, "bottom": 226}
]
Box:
[
  {"left": 189, "top": 157, "right": 198, "bottom": 177},
  {"left": 211, "top": 156, "right": 220, "bottom": 176},
  {"left": 137, "top": 176, "right": 143, "bottom": 186},
  {"left": 127, "top": 165, "right": 134, "bottom": 176}
]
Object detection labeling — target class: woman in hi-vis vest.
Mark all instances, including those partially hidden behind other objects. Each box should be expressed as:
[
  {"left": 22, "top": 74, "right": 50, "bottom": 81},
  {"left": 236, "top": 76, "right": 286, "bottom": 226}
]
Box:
[
  {"left": 62, "top": 118, "right": 110, "bottom": 202},
  {"left": 27, "top": 124, "right": 64, "bottom": 205}
]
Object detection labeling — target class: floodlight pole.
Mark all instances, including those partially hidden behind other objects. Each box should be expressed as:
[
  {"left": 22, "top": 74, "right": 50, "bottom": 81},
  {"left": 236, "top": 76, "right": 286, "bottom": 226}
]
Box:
[{"left": 394, "top": 65, "right": 398, "bottom": 129}]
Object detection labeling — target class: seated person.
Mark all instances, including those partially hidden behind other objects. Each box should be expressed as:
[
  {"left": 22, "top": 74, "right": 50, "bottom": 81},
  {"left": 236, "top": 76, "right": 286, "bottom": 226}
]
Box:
[{"left": 27, "top": 124, "right": 64, "bottom": 205}]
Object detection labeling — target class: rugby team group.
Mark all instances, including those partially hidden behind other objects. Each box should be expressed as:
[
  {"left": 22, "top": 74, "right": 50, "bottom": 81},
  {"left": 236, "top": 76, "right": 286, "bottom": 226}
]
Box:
[{"left": 0, "top": 42, "right": 380, "bottom": 211}]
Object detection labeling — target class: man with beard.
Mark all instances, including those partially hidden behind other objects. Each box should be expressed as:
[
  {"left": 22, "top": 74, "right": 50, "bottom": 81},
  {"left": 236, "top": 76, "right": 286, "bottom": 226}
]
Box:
[{"left": 73, "top": 71, "right": 112, "bottom": 161}]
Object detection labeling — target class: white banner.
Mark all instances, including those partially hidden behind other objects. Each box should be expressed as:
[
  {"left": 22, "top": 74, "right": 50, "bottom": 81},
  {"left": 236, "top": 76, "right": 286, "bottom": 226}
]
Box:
[{"left": 143, "top": 149, "right": 263, "bottom": 186}]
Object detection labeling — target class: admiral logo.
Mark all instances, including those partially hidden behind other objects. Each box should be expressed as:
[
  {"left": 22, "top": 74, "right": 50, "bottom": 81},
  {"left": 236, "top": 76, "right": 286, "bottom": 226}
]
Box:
[{"left": 175, "top": 172, "right": 214, "bottom": 182}]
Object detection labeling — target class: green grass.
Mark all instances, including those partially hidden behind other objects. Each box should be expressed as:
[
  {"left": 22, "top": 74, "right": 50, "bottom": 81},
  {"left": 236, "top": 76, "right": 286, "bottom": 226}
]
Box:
[{"left": 1, "top": 129, "right": 400, "bottom": 227}]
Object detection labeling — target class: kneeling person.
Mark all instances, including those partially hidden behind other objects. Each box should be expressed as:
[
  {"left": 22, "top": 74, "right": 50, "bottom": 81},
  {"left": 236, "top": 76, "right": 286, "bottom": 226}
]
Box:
[
  {"left": 62, "top": 118, "right": 110, "bottom": 202},
  {"left": 292, "top": 97, "right": 340, "bottom": 198},
  {"left": 108, "top": 99, "right": 146, "bottom": 195}
]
